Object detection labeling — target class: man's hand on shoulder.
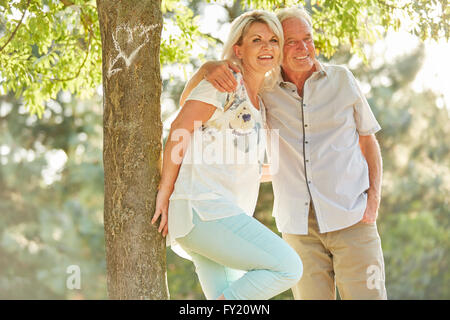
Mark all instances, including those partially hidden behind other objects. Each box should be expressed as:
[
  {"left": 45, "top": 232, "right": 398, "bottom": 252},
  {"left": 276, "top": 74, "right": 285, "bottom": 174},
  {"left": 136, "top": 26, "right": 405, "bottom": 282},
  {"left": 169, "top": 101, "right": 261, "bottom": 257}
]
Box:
[
  {"left": 179, "top": 60, "right": 240, "bottom": 107},
  {"left": 203, "top": 60, "right": 240, "bottom": 93}
]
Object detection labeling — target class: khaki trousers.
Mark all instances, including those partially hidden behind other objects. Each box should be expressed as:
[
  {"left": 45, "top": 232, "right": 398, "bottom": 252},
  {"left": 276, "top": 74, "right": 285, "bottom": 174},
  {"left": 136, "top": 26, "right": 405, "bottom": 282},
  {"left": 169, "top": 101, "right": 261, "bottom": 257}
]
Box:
[{"left": 282, "top": 205, "right": 387, "bottom": 300}]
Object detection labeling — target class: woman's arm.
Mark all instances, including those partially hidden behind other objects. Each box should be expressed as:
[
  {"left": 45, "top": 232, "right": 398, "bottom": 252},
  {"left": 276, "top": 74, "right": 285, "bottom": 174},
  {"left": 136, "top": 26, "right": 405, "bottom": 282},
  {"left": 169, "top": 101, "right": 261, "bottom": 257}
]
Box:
[
  {"left": 179, "top": 60, "right": 239, "bottom": 107},
  {"left": 151, "top": 100, "right": 217, "bottom": 237}
]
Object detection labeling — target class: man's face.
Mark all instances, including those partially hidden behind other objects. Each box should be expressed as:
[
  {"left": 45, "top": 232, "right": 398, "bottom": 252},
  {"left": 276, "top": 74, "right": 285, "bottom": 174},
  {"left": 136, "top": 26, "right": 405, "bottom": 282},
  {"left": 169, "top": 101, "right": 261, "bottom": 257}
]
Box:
[{"left": 281, "top": 17, "right": 316, "bottom": 74}]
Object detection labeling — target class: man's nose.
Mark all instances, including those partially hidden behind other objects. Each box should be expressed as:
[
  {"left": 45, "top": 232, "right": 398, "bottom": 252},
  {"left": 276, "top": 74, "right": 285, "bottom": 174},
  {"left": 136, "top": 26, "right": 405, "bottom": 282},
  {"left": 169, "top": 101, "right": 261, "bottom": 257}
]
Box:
[{"left": 297, "top": 40, "right": 307, "bottom": 50}]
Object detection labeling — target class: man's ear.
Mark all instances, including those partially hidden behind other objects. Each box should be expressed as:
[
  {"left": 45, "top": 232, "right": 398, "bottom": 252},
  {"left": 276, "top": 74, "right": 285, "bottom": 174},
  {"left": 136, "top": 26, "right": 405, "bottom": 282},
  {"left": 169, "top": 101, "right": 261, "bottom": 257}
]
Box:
[{"left": 233, "top": 44, "right": 242, "bottom": 59}]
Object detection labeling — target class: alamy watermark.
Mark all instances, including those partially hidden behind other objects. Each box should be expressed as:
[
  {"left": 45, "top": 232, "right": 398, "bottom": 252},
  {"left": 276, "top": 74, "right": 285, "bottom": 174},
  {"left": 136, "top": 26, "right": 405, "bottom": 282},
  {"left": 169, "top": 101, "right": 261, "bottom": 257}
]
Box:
[
  {"left": 169, "top": 121, "right": 280, "bottom": 173},
  {"left": 66, "top": 265, "right": 81, "bottom": 290},
  {"left": 366, "top": 264, "right": 383, "bottom": 290}
]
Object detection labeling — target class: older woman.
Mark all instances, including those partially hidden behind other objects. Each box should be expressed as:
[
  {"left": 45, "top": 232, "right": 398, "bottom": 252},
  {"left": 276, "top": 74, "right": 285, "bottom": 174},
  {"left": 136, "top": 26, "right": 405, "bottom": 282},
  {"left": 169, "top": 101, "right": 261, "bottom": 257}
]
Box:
[{"left": 152, "top": 10, "right": 302, "bottom": 300}]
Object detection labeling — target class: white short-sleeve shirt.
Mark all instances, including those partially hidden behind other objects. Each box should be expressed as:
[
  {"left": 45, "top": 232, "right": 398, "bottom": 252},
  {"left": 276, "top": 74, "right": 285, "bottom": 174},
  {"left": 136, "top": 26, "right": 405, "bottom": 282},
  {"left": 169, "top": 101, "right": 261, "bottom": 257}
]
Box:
[
  {"left": 167, "top": 71, "right": 266, "bottom": 256},
  {"left": 261, "top": 62, "right": 381, "bottom": 235}
]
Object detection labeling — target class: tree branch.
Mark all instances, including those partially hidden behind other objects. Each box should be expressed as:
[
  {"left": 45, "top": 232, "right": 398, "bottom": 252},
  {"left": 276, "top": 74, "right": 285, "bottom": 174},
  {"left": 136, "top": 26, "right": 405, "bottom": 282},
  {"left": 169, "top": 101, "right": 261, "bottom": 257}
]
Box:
[
  {"left": 61, "top": 0, "right": 98, "bottom": 41},
  {"left": 0, "top": 0, "right": 32, "bottom": 53},
  {"left": 50, "top": 31, "right": 92, "bottom": 82},
  {"left": 49, "top": 0, "right": 96, "bottom": 82}
]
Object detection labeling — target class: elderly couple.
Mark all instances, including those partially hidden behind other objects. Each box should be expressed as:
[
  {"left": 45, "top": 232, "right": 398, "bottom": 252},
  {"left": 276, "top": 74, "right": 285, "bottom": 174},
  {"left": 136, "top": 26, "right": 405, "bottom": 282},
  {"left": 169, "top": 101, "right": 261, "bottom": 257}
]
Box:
[{"left": 152, "top": 7, "right": 387, "bottom": 300}]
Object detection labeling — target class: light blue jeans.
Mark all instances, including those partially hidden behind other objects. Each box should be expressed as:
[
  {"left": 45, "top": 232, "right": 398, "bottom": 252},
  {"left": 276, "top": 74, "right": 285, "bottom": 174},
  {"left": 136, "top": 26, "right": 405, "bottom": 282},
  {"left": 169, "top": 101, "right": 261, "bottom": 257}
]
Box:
[{"left": 176, "top": 209, "right": 303, "bottom": 300}]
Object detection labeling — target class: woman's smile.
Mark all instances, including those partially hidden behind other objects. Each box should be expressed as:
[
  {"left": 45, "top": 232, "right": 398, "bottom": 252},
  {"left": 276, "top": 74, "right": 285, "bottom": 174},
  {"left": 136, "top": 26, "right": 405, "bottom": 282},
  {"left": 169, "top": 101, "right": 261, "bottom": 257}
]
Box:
[{"left": 234, "top": 22, "right": 281, "bottom": 73}]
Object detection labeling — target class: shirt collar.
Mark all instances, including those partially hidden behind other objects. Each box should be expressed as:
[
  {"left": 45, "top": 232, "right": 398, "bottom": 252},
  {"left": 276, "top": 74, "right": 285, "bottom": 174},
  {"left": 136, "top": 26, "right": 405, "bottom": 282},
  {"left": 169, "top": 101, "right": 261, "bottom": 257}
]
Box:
[
  {"left": 313, "top": 59, "right": 327, "bottom": 77},
  {"left": 278, "top": 59, "right": 327, "bottom": 89}
]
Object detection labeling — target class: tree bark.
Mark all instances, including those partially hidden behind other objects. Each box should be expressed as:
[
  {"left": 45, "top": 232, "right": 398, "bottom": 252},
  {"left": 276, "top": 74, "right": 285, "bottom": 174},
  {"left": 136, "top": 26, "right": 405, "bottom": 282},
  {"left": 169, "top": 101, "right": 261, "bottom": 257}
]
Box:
[{"left": 97, "top": 0, "right": 168, "bottom": 299}]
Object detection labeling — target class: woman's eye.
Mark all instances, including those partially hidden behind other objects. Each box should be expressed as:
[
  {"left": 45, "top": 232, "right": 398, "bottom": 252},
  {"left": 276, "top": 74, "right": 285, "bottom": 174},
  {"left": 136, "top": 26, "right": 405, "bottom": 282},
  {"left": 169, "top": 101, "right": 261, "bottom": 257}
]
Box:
[
  {"left": 270, "top": 38, "right": 278, "bottom": 43},
  {"left": 253, "top": 38, "right": 261, "bottom": 42}
]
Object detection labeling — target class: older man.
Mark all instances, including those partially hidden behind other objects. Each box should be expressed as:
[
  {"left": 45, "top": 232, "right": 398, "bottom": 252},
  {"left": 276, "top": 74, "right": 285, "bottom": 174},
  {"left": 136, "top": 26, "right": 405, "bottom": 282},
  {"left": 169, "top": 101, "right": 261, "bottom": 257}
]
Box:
[{"left": 180, "top": 7, "right": 387, "bottom": 300}]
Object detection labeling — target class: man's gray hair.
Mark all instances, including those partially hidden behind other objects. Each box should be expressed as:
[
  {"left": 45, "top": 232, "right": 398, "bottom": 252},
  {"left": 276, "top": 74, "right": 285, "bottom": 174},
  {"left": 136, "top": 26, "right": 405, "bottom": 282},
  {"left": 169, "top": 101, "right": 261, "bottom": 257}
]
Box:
[{"left": 276, "top": 6, "right": 313, "bottom": 28}]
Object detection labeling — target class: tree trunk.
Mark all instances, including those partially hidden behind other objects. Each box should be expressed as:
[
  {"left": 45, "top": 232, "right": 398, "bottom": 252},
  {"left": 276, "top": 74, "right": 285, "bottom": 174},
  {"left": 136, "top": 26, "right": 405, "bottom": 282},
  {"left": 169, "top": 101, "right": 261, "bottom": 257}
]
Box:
[{"left": 97, "top": 0, "right": 168, "bottom": 299}]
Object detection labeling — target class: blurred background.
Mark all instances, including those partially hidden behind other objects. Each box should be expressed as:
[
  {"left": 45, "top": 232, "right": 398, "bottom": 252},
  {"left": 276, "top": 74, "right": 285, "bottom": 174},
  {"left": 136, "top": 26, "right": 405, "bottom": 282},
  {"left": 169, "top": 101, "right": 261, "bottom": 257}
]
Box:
[{"left": 0, "top": 0, "right": 449, "bottom": 299}]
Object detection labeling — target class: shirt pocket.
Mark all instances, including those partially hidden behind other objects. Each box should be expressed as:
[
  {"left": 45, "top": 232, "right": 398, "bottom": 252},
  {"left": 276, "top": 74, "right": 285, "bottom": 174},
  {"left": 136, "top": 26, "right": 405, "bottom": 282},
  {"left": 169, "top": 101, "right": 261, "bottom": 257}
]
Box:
[{"left": 330, "top": 99, "right": 359, "bottom": 151}]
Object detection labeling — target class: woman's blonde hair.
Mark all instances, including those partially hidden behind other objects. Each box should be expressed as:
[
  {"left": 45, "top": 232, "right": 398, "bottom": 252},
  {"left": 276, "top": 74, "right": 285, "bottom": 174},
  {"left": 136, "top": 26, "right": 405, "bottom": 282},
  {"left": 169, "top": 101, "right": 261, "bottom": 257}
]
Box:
[{"left": 221, "top": 10, "right": 284, "bottom": 90}]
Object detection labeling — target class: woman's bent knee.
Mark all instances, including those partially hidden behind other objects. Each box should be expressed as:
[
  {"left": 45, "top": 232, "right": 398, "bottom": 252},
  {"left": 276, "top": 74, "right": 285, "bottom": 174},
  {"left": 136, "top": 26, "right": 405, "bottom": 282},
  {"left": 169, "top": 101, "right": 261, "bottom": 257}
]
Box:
[{"left": 280, "top": 249, "right": 303, "bottom": 284}]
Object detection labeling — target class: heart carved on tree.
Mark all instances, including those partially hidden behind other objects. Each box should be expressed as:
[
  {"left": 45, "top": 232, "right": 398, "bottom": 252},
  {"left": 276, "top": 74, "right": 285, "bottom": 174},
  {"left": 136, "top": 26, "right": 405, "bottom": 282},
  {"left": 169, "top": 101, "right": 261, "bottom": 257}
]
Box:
[{"left": 107, "top": 23, "right": 159, "bottom": 78}]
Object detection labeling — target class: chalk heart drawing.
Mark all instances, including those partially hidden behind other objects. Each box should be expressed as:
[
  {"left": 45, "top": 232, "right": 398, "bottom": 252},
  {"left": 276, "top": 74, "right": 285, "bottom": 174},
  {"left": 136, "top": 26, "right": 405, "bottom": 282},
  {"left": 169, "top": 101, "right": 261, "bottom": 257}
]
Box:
[{"left": 107, "top": 23, "right": 159, "bottom": 78}]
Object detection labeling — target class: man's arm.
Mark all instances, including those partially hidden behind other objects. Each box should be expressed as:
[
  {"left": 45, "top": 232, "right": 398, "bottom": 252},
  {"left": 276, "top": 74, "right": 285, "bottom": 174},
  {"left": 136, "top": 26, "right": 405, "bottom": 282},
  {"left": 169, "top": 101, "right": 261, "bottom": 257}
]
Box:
[
  {"left": 359, "top": 134, "right": 383, "bottom": 223},
  {"left": 179, "top": 60, "right": 239, "bottom": 107}
]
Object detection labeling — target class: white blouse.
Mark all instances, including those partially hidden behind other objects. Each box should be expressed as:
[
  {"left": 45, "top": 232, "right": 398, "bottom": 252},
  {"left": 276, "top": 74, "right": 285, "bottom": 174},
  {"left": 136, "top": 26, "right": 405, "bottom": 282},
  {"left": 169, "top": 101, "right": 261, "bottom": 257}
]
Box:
[{"left": 166, "top": 71, "right": 266, "bottom": 259}]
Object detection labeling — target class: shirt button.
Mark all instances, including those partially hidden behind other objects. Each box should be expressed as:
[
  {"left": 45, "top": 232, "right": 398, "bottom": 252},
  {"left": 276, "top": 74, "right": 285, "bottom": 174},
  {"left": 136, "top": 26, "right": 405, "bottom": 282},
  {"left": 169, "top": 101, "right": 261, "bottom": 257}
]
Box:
[
  {"left": 305, "top": 141, "right": 309, "bottom": 144},
  {"left": 305, "top": 202, "right": 309, "bottom": 206},
  {"left": 305, "top": 124, "right": 308, "bottom": 127},
  {"left": 308, "top": 181, "right": 311, "bottom": 184},
  {"left": 306, "top": 159, "right": 309, "bottom": 162}
]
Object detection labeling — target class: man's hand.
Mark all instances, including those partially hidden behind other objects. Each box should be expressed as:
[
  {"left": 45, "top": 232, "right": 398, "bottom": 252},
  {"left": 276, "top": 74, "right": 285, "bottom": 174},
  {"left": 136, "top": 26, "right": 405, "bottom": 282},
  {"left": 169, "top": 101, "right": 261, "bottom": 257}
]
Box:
[
  {"left": 203, "top": 60, "right": 240, "bottom": 93},
  {"left": 361, "top": 192, "right": 379, "bottom": 224},
  {"left": 179, "top": 60, "right": 240, "bottom": 107}
]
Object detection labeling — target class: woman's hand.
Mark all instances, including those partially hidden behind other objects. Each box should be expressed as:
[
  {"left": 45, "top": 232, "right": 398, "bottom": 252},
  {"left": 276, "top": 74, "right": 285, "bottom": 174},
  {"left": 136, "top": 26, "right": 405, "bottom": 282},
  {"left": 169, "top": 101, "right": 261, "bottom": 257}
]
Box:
[
  {"left": 151, "top": 187, "right": 172, "bottom": 237},
  {"left": 152, "top": 100, "right": 217, "bottom": 238}
]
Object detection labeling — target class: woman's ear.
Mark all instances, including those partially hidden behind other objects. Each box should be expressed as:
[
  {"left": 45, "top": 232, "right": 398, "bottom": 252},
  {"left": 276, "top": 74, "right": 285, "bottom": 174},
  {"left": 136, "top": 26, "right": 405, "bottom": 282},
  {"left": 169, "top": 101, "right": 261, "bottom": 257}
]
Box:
[{"left": 233, "top": 44, "right": 242, "bottom": 60}]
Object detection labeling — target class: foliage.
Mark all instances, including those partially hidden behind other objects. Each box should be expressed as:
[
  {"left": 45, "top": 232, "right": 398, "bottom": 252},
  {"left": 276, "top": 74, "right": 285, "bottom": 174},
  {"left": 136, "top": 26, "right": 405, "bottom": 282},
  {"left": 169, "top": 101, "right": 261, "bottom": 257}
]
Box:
[
  {"left": 161, "top": 0, "right": 205, "bottom": 65},
  {"left": 219, "top": 0, "right": 449, "bottom": 59},
  {"left": 1, "top": 0, "right": 448, "bottom": 115},
  {"left": 0, "top": 0, "right": 102, "bottom": 117},
  {"left": 0, "top": 0, "right": 203, "bottom": 117}
]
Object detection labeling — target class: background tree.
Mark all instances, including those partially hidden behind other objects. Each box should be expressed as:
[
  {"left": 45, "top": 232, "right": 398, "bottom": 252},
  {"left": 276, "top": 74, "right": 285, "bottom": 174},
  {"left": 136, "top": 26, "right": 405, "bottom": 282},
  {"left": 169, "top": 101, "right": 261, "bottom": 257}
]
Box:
[{"left": 96, "top": 0, "right": 167, "bottom": 299}]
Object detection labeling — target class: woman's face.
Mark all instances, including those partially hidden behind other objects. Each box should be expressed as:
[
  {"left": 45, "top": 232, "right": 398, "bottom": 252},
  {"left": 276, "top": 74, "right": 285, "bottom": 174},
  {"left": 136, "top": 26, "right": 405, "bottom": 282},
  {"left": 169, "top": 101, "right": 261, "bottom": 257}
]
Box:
[{"left": 233, "top": 22, "right": 281, "bottom": 74}]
